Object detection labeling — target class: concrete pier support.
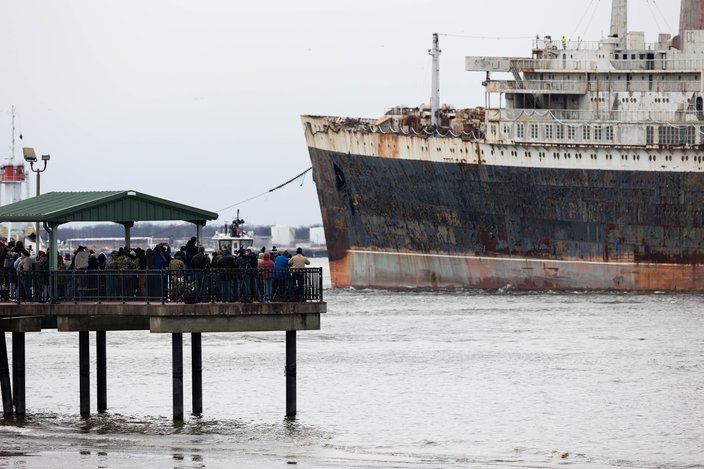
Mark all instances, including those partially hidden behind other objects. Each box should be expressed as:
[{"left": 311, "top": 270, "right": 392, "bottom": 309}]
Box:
[
  {"left": 79, "top": 331, "right": 90, "bottom": 417},
  {"left": 191, "top": 332, "right": 202, "bottom": 415},
  {"left": 0, "top": 332, "right": 13, "bottom": 417},
  {"left": 12, "top": 332, "right": 25, "bottom": 417},
  {"left": 285, "top": 330, "right": 296, "bottom": 418},
  {"left": 172, "top": 333, "right": 183, "bottom": 421},
  {"left": 96, "top": 331, "right": 107, "bottom": 413}
]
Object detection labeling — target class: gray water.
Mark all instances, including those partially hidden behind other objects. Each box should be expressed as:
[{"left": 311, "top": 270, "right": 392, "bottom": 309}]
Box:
[{"left": 1, "top": 259, "right": 703, "bottom": 468}]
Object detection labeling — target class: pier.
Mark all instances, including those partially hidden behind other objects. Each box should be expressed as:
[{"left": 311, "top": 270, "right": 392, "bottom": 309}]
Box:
[
  {"left": 0, "top": 298, "right": 324, "bottom": 420},
  {"left": 0, "top": 191, "right": 326, "bottom": 420}
]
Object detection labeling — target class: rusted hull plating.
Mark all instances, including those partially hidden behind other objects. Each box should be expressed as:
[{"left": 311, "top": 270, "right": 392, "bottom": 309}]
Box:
[
  {"left": 339, "top": 249, "right": 704, "bottom": 290},
  {"left": 308, "top": 143, "right": 704, "bottom": 291}
]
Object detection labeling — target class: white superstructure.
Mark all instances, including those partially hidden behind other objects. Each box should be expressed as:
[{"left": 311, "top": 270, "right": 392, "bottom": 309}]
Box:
[{"left": 466, "top": 0, "right": 704, "bottom": 164}]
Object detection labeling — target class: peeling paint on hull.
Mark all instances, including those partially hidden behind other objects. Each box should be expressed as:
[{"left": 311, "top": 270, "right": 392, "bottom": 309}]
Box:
[
  {"left": 307, "top": 141, "right": 704, "bottom": 291},
  {"left": 339, "top": 249, "right": 704, "bottom": 291}
]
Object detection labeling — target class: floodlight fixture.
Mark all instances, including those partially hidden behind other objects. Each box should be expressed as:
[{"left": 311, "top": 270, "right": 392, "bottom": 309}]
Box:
[{"left": 23, "top": 147, "right": 37, "bottom": 162}]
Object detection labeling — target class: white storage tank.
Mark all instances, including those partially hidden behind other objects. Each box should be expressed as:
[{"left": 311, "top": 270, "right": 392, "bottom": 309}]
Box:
[
  {"left": 309, "top": 226, "right": 326, "bottom": 246},
  {"left": 271, "top": 225, "right": 295, "bottom": 247}
]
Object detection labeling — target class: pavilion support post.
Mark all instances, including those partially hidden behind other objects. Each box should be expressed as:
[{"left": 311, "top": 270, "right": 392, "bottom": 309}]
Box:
[
  {"left": 45, "top": 223, "right": 58, "bottom": 270},
  {"left": 44, "top": 223, "right": 58, "bottom": 301},
  {"left": 285, "top": 330, "right": 296, "bottom": 419},
  {"left": 96, "top": 331, "right": 107, "bottom": 413},
  {"left": 192, "top": 332, "right": 202, "bottom": 415},
  {"left": 11, "top": 332, "right": 25, "bottom": 417},
  {"left": 172, "top": 333, "right": 183, "bottom": 421},
  {"left": 79, "top": 331, "right": 90, "bottom": 417},
  {"left": 196, "top": 223, "right": 203, "bottom": 246},
  {"left": 121, "top": 222, "right": 134, "bottom": 250},
  {"left": 0, "top": 332, "right": 13, "bottom": 417}
]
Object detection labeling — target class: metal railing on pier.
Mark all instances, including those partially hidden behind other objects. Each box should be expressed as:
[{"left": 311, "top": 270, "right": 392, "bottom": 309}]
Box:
[{"left": 3, "top": 268, "right": 323, "bottom": 304}]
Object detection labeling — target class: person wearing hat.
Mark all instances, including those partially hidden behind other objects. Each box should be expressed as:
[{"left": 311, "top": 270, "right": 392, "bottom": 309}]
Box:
[
  {"left": 74, "top": 246, "right": 89, "bottom": 270},
  {"left": 288, "top": 247, "right": 310, "bottom": 301},
  {"left": 185, "top": 236, "right": 198, "bottom": 267}
]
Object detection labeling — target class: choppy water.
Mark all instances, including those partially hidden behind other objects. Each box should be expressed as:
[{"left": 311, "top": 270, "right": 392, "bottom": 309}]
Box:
[{"left": 1, "top": 259, "right": 703, "bottom": 468}]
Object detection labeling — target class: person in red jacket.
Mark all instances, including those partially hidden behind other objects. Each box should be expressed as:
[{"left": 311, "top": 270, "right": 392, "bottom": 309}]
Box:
[{"left": 259, "top": 252, "right": 275, "bottom": 301}]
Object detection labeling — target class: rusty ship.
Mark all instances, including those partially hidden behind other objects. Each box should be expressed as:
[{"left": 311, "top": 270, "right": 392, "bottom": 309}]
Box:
[{"left": 303, "top": 0, "right": 704, "bottom": 291}]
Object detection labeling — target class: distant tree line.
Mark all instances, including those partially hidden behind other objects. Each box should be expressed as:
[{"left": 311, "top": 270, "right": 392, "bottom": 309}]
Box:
[{"left": 57, "top": 223, "right": 318, "bottom": 243}]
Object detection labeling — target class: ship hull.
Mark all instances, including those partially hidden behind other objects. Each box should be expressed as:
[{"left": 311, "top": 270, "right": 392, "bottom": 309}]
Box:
[
  {"left": 335, "top": 248, "right": 704, "bottom": 290},
  {"left": 308, "top": 142, "right": 704, "bottom": 291}
]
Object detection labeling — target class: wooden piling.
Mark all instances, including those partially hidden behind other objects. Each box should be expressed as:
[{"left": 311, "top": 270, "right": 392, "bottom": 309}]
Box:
[
  {"left": 96, "top": 331, "right": 107, "bottom": 413},
  {"left": 191, "top": 332, "right": 202, "bottom": 415},
  {"left": 285, "top": 330, "right": 296, "bottom": 418},
  {"left": 0, "top": 332, "right": 13, "bottom": 417},
  {"left": 172, "top": 333, "right": 183, "bottom": 421},
  {"left": 79, "top": 331, "right": 90, "bottom": 417},
  {"left": 11, "top": 332, "right": 25, "bottom": 417}
]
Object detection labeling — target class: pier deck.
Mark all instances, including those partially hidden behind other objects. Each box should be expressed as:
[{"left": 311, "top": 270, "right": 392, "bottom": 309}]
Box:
[
  {"left": 0, "top": 301, "right": 325, "bottom": 332},
  {"left": 0, "top": 299, "right": 326, "bottom": 420}
]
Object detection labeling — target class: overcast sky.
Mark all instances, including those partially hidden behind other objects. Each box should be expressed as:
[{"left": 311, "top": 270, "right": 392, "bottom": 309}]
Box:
[{"left": 0, "top": 0, "right": 680, "bottom": 226}]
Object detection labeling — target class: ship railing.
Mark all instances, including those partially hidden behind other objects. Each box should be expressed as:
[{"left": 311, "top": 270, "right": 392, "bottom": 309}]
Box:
[
  {"left": 510, "top": 57, "right": 704, "bottom": 72},
  {"left": 510, "top": 58, "right": 599, "bottom": 71},
  {"left": 4, "top": 268, "right": 324, "bottom": 305},
  {"left": 533, "top": 38, "right": 603, "bottom": 51},
  {"left": 487, "top": 80, "right": 587, "bottom": 94},
  {"left": 488, "top": 108, "right": 704, "bottom": 123},
  {"left": 588, "top": 80, "right": 700, "bottom": 92},
  {"left": 609, "top": 58, "right": 704, "bottom": 71},
  {"left": 487, "top": 79, "right": 699, "bottom": 94}
]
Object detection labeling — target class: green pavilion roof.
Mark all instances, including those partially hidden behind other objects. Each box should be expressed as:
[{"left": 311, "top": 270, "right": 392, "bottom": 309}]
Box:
[{"left": 0, "top": 191, "right": 218, "bottom": 225}]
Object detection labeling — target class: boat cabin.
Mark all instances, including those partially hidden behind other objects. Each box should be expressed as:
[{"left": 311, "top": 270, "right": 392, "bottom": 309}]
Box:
[{"left": 212, "top": 217, "right": 254, "bottom": 254}]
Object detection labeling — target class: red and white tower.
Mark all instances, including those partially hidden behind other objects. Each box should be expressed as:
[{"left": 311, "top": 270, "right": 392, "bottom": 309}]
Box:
[{"left": 1, "top": 106, "right": 29, "bottom": 240}]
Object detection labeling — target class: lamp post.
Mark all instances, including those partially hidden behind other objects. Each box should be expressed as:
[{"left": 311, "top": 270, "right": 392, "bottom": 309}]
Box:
[{"left": 22, "top": 148, "right": 50, "bottom": 252}]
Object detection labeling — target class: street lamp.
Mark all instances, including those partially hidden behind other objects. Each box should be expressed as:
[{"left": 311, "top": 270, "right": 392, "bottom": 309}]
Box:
[{"left": 23, "top": 147, "right": 50, "bottom": 252}]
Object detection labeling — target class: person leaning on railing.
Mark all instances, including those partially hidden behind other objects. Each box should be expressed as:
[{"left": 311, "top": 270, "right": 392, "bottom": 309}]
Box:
[
  {"left": 37, "top": 251, "right": 49, "bottom": 302},
  {"left": 272, "top": 250, "right": 290, "bottom": 301},
  {"left": 217, "top": 249, "right": 236, "bottom": 302},
  {"left": 190, "top": 246, "right": 210, "bottom": 302},
  {"left": 168, "top": 252, "right": 186, "bottom": 301},
  {"left": 259, "top": 252, "right": 274, "bottom": 301},
  {"left": 16, "top": 249, "right": 32, "bottom": 302},
  {"left": 241, "top": 248, "right": 258, "bottom": 302},
  {"left": 288, "top": 247, "right": 310, "bottom": 301}
]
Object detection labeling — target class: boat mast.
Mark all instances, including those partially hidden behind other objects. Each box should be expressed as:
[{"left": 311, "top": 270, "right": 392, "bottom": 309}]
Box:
[
  {"left": 610, "top": 0, "right": 628, "bottom": 49},
  {"left": 429, "top": 33, "right": 441, "bottom": 127}
]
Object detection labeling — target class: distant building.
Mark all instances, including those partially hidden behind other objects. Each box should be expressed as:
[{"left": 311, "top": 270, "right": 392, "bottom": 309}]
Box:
[
  {"left": 271, "top": 225, "right": 295, "bottom": 247},
  {"left": 309, "top": 227, "right": 325, "bottom": 246}
]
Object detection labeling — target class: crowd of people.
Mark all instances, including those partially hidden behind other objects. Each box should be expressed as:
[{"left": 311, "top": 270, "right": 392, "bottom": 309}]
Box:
[{"left": 0, "top": 237, "right": 314, "bottom": 303}]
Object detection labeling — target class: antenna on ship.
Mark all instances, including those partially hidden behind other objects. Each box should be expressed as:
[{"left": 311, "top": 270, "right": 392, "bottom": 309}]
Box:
[{"left": 429, "top": 33, "right": 441, "bottom": 127}]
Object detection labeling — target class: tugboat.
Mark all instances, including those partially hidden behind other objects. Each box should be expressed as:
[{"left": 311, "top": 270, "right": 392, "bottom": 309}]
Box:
[{"left": 211, "top": 211, "right": 254, "bottom": 254}]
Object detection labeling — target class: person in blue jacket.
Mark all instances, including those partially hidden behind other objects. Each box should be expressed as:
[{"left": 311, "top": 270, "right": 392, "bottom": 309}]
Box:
[{"left": 272, "top": 250, "right": 290, "bottom": 301}]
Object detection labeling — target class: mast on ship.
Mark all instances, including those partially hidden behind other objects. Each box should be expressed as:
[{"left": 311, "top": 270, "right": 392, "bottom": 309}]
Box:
[{"left": 429, "top": 33, "right": 441, "bottom": 127}]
